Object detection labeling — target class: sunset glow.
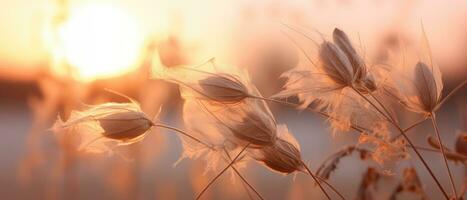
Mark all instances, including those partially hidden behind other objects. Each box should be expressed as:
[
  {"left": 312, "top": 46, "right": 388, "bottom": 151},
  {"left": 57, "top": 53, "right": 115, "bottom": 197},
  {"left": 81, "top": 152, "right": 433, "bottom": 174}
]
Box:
[{"left": 58, "top": 4, "right": 144, "bottom": 81}]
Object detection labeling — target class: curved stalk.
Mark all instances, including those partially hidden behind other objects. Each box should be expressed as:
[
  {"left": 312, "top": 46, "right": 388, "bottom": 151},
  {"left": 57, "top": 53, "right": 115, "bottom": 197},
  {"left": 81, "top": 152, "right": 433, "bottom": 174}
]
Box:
[
  {"left": 315, "top": 176, "right": 347, "bottom": 200},
  {"left": 430, "top": 113, "right": 457, "bottom": 198},
  {"left": 434, "top": 80, "right": 466, "bottom": 112},
  {"left": 153, "top": 124, "right": 212, "bottom": 148},
  {"left": 391, "top": 116, "right": 429, "bottom": 141},
  {"left": 196, "top": 143, "right": 251, "bottom": 200},
  {"left": 223, "top": 149, "right": 264, "bottom": 200},
  {"left": 300, "top": 160, "right": 332, "bottom": 200}
]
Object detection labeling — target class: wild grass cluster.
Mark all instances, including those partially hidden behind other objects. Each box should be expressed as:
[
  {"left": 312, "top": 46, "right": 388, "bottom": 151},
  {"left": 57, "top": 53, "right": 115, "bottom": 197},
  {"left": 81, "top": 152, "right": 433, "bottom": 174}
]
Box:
[{"left": 49, "top": 26, "right": 467, "bottom": 200}]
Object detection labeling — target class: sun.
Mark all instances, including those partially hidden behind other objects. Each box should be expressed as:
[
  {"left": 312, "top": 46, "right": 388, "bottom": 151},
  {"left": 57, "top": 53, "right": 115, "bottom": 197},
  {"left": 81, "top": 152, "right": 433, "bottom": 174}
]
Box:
[{"left": 58, "top": 4, "right": 144, "bottom": 81}]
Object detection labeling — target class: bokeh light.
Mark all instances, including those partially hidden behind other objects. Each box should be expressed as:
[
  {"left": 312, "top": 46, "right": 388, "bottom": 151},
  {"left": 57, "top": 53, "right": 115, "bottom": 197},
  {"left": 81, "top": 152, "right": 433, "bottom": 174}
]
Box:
[{"left": 58, "top": 4, "right": 144, "bottom": 81}]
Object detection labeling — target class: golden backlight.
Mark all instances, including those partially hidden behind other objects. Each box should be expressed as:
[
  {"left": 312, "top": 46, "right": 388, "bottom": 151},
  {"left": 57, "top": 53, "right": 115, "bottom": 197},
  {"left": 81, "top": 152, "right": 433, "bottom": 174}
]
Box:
[{"left": 58, "top": 4, "right": 144, "bottom": 81}]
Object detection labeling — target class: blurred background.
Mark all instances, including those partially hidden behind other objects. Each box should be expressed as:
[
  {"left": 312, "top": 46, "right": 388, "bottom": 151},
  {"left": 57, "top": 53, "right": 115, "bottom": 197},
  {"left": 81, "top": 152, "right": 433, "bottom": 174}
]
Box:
[{"left": 0, "top": 0, "right": 466, "bottom": 199}]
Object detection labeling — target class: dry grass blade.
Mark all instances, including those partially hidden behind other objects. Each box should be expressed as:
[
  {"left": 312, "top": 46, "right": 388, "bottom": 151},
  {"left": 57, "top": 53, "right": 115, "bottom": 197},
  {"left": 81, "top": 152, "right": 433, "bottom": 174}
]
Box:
[{"left": 316, "top": 146, "right": 371, "bottom": 180}]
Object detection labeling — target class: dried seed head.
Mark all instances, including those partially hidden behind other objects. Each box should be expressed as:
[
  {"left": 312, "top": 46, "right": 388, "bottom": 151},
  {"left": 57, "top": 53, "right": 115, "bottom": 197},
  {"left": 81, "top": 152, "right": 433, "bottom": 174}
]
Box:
[
  {"left": 388, "top": 28, "right": 444, "bottom": 114},
  {"left": 413, "top": 62, "right": 442, "bottom": 112},
  {"left": 98, "top": 111, "right": 153, "bottom": 140},
  {"left": 157, "top": 60, "right": 251, "bottom": 104},
  {"left": 259, "top": 139, "right": 302, "bottom": 174},
  {"left": 319, "top": 41, "right": 354, "bottom": 86},
  {"left": 180, "top": 78, "right": 278, "bottom": 149},
  {"left": 253, "top": 125, "right": 303, "bottom": 174},
  {"left": 332, "top": 28, "right": 381, "bottom": 94},
  {"left": 275, "top": 28, "right": 382, "bottom": 115},
  {"left": 455, "top": 133, "right": 467, "bottom": 156},
  {"left": 197, "top": 73, "right": 249, "bottom": 103},
  {"left": 229, "top": 111, "right": 277, "bottom": 147},
  {"left": 333, "top": 28, "right": 366, "bottom": 80},
  {"left": 52, "top": 102, "right": 153, "bottom": 154}
]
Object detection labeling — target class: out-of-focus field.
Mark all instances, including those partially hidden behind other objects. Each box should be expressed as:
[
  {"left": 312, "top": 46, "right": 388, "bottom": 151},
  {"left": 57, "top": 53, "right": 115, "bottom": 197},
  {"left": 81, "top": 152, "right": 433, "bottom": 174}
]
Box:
[{"left": 0, "top": 0, "right": 466, "bottom": 199}]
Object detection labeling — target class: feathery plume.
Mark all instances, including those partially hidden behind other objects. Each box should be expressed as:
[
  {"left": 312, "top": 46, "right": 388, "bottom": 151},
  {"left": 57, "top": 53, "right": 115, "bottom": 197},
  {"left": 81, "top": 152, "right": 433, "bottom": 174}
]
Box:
[
  {"left": 274, "top": 27, "right": 387, "bottom": 135},
  {"left": 52, "top": 102, "right": 154, "bottom": 154},
  {"left": 358, "top": 122, "right": 409, "bottom": 165}
]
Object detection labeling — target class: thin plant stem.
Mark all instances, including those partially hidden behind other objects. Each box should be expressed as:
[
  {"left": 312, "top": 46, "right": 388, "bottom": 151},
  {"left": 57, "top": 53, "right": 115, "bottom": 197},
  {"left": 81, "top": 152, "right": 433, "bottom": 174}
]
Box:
[
  {"left": 153, "top": 124, "right": 212, "bottom": 148},
  {"left": 391, "top": 116, "right": 429, "bottom": 141},
  {"left": 315, "top": 176, "right": 347, "bottom": 200},
  {"left": 367, "top": 92, "right": 397, "bottom": 124},
  {"left": 431, "top": 113, "right": 457, "bottom": 198},
  {"left": 434, "top": 80, "right": 466, "bottom": 112},
  {"left": 281, "top": 29, "right": 318, "bottom": 68},
  {"left": 154, "top": 124, "right": 262, "bottom": 199},
  {"left": 300, "top": 160, "right": 332, "bottom": 200},
  {"left": 224, "top": 149, "right": 264, "bottom": 200},
  {"left": 196, "top": 143, "right": 251, "bottom": 200},
  {"left": 410, "top": 146, "right": 467, "bottom": 162},
  {"left": 404, "top": 117, "right": 429, "bottom": 132},
  {"left": 352, "top": 88, "right": 450, "bottom": 199},
  {"left": 351, "top": 88, "right": 394, "bottom": 124}
]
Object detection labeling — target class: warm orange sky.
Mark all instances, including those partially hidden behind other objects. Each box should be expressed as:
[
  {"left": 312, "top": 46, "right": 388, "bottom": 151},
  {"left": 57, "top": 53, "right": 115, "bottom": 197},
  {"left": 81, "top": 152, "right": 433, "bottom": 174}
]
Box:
[{"left": 1, "top": 0, "right": 466, "bottom": 80}]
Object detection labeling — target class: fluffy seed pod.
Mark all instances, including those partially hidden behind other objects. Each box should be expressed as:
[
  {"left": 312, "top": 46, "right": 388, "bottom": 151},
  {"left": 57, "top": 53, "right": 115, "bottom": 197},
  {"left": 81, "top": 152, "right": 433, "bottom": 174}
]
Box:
[
  {"left": 197, "top": 73, "right": 249, "bottom": 103},
  {"left": 180, "top": 71, "right": 278, "bottom": 148},
  {"left": 333, "top": 28, "right": 366, "bottom": 80},
  {"left": 413, "top": 62, "right": 442, "bottom": 112},
  {"left": 390, "top": 30, "right": 444, "bottom": 114},
  {"left": 332, "top": 28, "right": 380, "bottom": 94},
  {"left": 156, "top": 60, "right": 251, "bottom": 104},
  {"left": 275, "top": 27, "right": 383, "bottom": 115},
  {"left": 228, "top": 110, "right": 277, "bottom": 147},
  {"left": 319, "top": 41, "right": 354, "bottom": 86},
  {"left": 455, "top": 133, "right": 467, "bottom": 156},
  {"left": 180, "top": 98, "right": 250, "bottom": 173},
  {"left": 252, "top": 125, "right": 304, "bottom": 174},
  {"left": 98, "top": 111, "right": 153, "bottom": 140},
  {"left": 52, "top": 102, "right": 154, "bottom": 154}
]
